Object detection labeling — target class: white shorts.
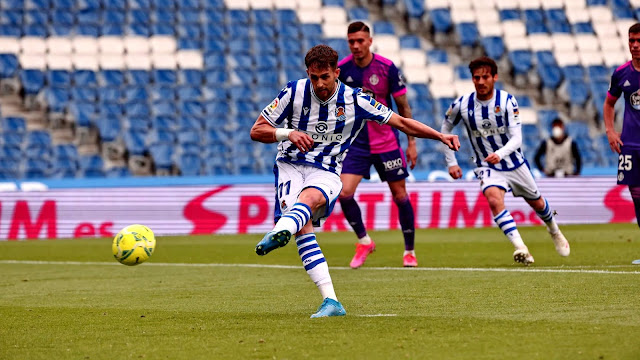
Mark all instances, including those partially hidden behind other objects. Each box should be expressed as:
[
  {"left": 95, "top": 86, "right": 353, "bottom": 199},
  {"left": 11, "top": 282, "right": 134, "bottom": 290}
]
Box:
[
  {"left": 273, "top": 161, "right": 343, "bottom": 227},
  {"left": 474, "top": 164, "right": 541, "bottom": 200}
]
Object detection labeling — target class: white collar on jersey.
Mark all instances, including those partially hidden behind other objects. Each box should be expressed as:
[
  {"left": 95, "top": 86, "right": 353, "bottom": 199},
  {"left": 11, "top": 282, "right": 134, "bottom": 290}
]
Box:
[{"left": 310, "top": 79, "right": 342, "bottom": 105}]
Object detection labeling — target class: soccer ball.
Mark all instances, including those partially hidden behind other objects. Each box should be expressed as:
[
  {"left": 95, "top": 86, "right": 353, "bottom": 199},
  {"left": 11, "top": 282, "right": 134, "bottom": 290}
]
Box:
[{"left": 112, "top": 224, "right": 156, "bottom": 266}]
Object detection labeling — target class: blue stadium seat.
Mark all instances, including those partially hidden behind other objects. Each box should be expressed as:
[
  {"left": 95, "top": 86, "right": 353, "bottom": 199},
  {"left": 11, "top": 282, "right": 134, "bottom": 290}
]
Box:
[
  {"left": 99, "top": 87, "right": 122, "bottom": 103},
  {"left": 125, "top": 101, "right": 151, "bottom": 118},
  {"left": 69, "top": 102, "right": 96, "bottom": 126},
  {"left": 96, "top": 116, "right": 120, "bottom": 142},
  {"left": 100, "top": 103, "right": 124, "bottom": 117},
  {"left": 78, "top": 154, "right": 105, "bottom": 178},
  {"left": 274, "top": 9, "right": 297, "bottom": 25},
  {"left": 538, "top": 65, "right": 563, "bottom": 90},
  {"left": 26, "top": 130, "right": 51, "bottom": 148},
  {"left": 202, "top": 86, "right": 227, "bottom": 101},
  {"left": 129, "top": 0, "right": 151, "bottom": 9},
  {"left": 45, "top": 87, "right": 70, "bottom": 113},
  {"left": 587, "top": 65, "right": 609, "bottom": 81},
  {"left": 1, "top": 132, "right": 24, "bottom": 146},
  {"left": 427, "top": 49, "right": 449, "bottom": 64},
  {"left": 53, "top": 144, "right": 78, "bottom": 160},
  {"left": 73, "top": 70, "right": 97, "bottom": 87},
  {"left": 178, "top": 115, "right": 202, "bottom": 131},
  {"left": 253, "top": 24, "right": 276, "bottom": 40},
  {"left": 177, "top": 9, "right": 200, "bottom": 23},
  {"left": 227, "top": 9, "right": 249, "bottom": 24},
  {"left": 276, "top": 23, "right": 300, "bottom": 38},
  {"left": 323, "top": 0, "right": 344, "bottom": 6},
  {"left": 545, "top": 9, "right": 568, "bottom": 23},
  {"left": 152, "top": 8, "right": 175, "bottom": 23},
  {"left": 562, "top": 65, "right": 586, "bottom": 81},
  {"left": 403, "top": 0, "right": 424, "bottom": 19},
  {"left": 573, "top": 22, "right": 594, "bottom": 34},
  {"left": 457, "top": 22, "right": 479, "bottom": 46},
  {"left": 177, "top": 23, "right": 201, "bottom": 39},
  {"left": 149, "top": 143, "right": 173, "bottom": 170},
  {"left": 124, "top": 86, "right": 148, "bottom": 102},
  {"left": 499, "top": 9, "right": 520, "bottom": 21},
  {"left": 148, "top": 128, "right": 176, "bottom": 145},
  {"left": 20, "top": 69, "right": 45, "bottom": 95},
  {"left": 536, "top": 50, "right": 556, "bottom": 66},
  {"left": 104, "top": 9, "right": 125, "bottom": 23},
  {"left": 567, "top": 79, "right": 590, "bottom": 107},
  {"left": 2, "top": 116, "right": 26, "bottom": 133},
  {"left": 24, "top": 158, "right": 51, "bottom": 179},
  {"left": 429, "top": 9, "right": 452, "bottom": 33},
  {"left": 71, "top": 87, "right": 97, "bottom": 102},
  {"left": 0, "top": 24, "right": 20, "bottom": 36},
  {"left": 0, "top": 144, "right": 21, "bottom": 160},
  {"left": 373, "top": 21, "right": 395, "bottom": 35},
  {"left": 176, "top": 86, "right": 202, "bottom": 101},
  {"left": 0, "top": 54, "right": 19, "bottom": 78},
  {"left": 98, "top": 70, "right": 124, "bottom": 87},
  {"left": 348, "top": 6, "right": 369, "bottom": 20},
  {"left": 178, "top": 70, "right": 203, "bottom": 85},
  {"left": 251, "top": 9, "right": 273, "bottom": 24},
  {"left": 152, "top": 87, "right": 176, "bottom": 102},
  {"left": 180, "top": 100, "right": 204, "bottom": 117},
  {"left": 177, "top": 129, "right": 201, "bottom": 145},
  {"left": 123, "top": 129, "right": 147, "bottom": 155},
  {"left": 52, "top": 157, "right": 78, "bottom": 178},
  {"left": 204, "top": 53, "right": 226, "bottom": 69},
  {"left": 205, "top": 101, "right": 229, "bottom": 116},
  {"left": 151, "top": 115, "right": 177, "bottom": 130},
  {"left": 25, "top": 143, "right": 51, "bottom": 159},
  {"left": 124, "top": 116, "right": 151, "bottom": 132},
  {"left": 399, "top": 35, "right": 421, "bottom": 49},
  {"left": 481, "top": 36, "right": 505, "bottom": 59},
  {"left": 103, "top": 0, "right": 125, "bottom": 8},
  {"left": 526, "top": 22, "right": 548, "bottom": 34},
  {"left": 205, "top": 69, "right": 228, "bottom": 84},
  {"left": 176, "top": 153, "right": 202, "bottom": 176},
  {"left": 508, "top": 50, "right": 533, "bottom": 75},
  {"left": 0, "top": 9, "right": 23, "bottom": 25},
  {"left": 152, "top": 69, "right": 176, "bottom": 85},
  {"left": 150, "top": 23, "right": 173, "bottom": 36},
  {"left": 25, "top": 9, "right": 48, "bottom": 25},
  {"left": 566, "top": 121, "right": 590, "bottom": 138}
]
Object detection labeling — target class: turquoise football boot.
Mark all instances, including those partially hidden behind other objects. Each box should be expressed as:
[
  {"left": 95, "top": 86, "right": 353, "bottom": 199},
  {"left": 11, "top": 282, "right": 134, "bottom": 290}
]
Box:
[
  {"left": 310, "top": 298, "right": 346, "bottom": 318},
  {"left": 255, "top": 230, "right": 291, "bottom": 256}
]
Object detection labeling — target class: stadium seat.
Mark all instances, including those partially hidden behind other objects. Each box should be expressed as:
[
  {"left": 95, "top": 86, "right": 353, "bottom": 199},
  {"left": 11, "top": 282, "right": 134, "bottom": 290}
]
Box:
[{"left": 176, "top": 153, "right": 202, "bottom": 176}]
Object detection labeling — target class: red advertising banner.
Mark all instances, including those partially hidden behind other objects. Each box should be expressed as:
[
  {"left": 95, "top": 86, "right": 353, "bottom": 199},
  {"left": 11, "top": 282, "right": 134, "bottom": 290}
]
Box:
[{"left": 0, "top": 177, "right": 633, "bottom": 240}]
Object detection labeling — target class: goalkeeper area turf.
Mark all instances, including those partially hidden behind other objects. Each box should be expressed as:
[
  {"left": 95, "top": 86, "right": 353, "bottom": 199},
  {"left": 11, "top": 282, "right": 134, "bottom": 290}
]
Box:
[{"left": 1, "top": 223, "right": 639, "bottom": 359}]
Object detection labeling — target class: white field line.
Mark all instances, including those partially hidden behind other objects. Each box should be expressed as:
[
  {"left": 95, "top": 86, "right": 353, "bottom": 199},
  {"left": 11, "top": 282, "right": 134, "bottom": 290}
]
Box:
[
  {"left": 1, "top": 260, "right": 640, "bottom": 275},
  {"left": 355, "top": 314, "right": 397, "bottom": 317}
]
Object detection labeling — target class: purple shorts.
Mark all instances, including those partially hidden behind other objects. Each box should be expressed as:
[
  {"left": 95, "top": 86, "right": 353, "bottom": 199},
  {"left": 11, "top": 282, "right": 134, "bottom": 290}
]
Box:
[
  {"left": 342, "top": 147, "right": 409, "bottom": 182},
  {"left": 617, "top": 146, "right": 640, "bottom": 185}
]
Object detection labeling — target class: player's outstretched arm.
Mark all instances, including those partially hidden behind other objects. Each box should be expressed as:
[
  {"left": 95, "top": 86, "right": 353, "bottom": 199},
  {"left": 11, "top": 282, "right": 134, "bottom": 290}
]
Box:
[
  {"left": 386, "top": 113, "right": 460, "bottom": 151},
  {"left": 250, "top": 115, "right": 313, "bottom": 152},
  {"left": 603, "top": 95, "right": 622, "bottom": 153}
]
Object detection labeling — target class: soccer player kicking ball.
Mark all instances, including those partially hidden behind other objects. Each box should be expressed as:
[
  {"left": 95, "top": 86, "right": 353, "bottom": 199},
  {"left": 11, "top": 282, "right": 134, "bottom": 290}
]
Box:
[
  {"left": 440, "top": 56, "right": 570, "bottom": 266},
  {"left": 250, "top": 45, "right": 459, "bottom": 317},
  {"left": 603, "top": 23, "right": 640, "bottom": 265}
]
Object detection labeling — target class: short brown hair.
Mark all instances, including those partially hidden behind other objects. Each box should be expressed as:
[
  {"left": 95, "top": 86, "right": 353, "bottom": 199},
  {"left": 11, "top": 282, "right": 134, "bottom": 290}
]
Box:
[
  {"left": 304, "top": 45, "right": 338, "bottom": 70},
  {"left": 348, "top": 21, "right": 370, "bottom": 34},
  {"left": 629, "top": 22, "right": 640, "bottom": 35},
  {"left": 469, "top": 56, "right": 498, "bottom": 76}
]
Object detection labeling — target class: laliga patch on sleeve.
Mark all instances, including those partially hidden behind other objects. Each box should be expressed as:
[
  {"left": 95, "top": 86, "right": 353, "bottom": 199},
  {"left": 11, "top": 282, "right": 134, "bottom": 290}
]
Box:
[{"left": 265, "top": 98, "right": 278, "bottom": 115}]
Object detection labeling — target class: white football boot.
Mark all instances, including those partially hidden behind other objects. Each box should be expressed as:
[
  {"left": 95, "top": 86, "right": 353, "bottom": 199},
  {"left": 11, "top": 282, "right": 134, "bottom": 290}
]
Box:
[
  {"left": 550, "top": 230, "right": 570, "bottom": 257},
  {"left": 513, "top": 247, "right": 535, "bottom": 266}
]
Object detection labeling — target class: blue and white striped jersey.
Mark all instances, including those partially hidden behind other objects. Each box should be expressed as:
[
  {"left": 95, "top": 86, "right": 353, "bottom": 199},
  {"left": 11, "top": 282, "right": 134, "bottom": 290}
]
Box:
[
  {"left": 443, "top": 89, "right": 525, "bottom": 171},
  {"left": 261, "top": 79, "right": 393, "bottom": 174}
]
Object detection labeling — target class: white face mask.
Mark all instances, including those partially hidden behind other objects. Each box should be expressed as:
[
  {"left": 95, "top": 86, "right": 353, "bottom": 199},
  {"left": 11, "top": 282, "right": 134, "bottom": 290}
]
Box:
[{"left": 552, "top": 126, "right": 564, "bottom": 139}]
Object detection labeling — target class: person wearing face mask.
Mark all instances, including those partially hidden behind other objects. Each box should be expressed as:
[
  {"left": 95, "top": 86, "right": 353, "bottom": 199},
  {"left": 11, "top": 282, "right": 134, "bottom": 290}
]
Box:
[{"left": 534, "top": 118, "right": 582, "bottom": 177}]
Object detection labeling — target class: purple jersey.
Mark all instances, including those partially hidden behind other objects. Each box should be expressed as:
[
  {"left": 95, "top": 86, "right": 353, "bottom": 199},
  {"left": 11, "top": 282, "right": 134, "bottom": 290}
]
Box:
[
  {"left": 608, "top": 61, "right": 640, "bottom": 149},
  {"left": 338, "top": 54, "right": 407, "bottom": 154}
]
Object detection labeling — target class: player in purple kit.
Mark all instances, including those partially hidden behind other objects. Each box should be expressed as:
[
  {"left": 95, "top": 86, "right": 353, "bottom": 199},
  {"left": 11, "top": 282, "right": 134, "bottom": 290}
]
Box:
[
  {"left": 603, "top": 22, "right": 640, "bottom": 264},
  {"left": 338, "top": 21, "right": 418, "bottom": 268}
]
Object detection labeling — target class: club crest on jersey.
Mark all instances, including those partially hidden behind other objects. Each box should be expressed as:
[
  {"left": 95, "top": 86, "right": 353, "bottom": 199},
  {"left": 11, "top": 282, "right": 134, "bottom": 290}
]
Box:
[
  {"left": 631, "top": 90, "right": 640, "bottom": 110},
  {"left": 335, "top": 106, "right": 346, "bottom": 122},
  {"left": 369, "top": 74, "right": 379, "bottom": 85},
  {"left": 281, "top": 200, "right": 287, "bottom": 210},
  {"left": 494, "top": 105, "right": 500, "bottom": 114}
]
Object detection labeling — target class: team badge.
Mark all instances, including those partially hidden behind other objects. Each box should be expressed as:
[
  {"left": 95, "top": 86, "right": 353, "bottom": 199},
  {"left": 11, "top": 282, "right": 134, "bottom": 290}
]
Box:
[
  {"left": 494, "top": 105, "right": 500, "bottom": 114},
  {"left": 631, "top": 90, "right": 640, "bottom": 110},
  {"left": 335, "top": 106, "right": 346, "bottom": 122},
  {"left": 281, "top": 199, "right": 287, "bottom": 210},
  {"left": 618, "top": 172, "right": 625, "bottom": 182},
  {"left": 369, "top": 74, "right": 379, "bottom": 85}
]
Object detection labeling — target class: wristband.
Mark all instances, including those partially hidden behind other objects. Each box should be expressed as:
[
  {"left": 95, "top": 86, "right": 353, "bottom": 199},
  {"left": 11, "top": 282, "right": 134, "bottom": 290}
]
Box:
[{"left": 275, "top": 128, "right": 294, "bottom": 141}]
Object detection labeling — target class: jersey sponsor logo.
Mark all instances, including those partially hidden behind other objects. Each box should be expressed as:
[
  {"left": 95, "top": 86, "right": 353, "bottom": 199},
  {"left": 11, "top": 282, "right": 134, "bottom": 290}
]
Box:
[
  {"left": 304, "top": 131, "right": 343, "bottom": 143},
  {"left": 383, "top": 157, "right": 404, "bottom": 171},
  {"left": 335, "top": 106, "right": 346, "bottom": 121},
  {"left": 315, "top": 122, "right": 328, "bottom": 134},
  {"left": 369, "top": 99, "right": 384, "bottom": 111},
  {"left": 631, "top": 90, "right": 640, "bottom": 110},
  {"left": 265, "top": 98, "right": 278, "bottom": 115},
  {"left": 369, "top": 74, "right": 379, "bottom": 85},
  {"left": 472, "top": 126, "right": 507, "bottom": 138},
  {"left": 624, "top": 80, "right": 631, "bottom": 87}
]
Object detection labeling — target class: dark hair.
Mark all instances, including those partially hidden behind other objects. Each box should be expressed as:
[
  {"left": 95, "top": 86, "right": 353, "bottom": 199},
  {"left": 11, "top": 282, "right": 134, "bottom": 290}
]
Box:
[
  {"left": 469, "top": 56, "right": 498, "bottom": 76},
  {"left": 304, "top": 45, "right": 338, "bottom": 70},
  {"left": 629, "top": 22, "right": 640, "bottom": 35},
  {"left": 551, "top": 118, "right": 564, "bottom": 127},
  {"left": 348, "top": 21, "right": 370, "bottom": 34}
]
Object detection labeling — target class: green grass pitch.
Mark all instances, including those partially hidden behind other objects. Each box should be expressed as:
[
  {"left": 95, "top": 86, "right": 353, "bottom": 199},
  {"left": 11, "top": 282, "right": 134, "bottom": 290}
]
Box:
[{"left": 1, "top": 223, "right": 639, "bottom": 359}]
